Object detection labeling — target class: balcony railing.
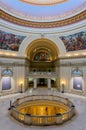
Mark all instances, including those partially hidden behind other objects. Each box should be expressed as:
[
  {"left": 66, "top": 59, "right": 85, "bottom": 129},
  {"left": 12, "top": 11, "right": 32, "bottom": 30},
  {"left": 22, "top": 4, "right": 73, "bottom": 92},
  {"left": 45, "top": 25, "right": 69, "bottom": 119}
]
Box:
[
  {"left": 9, "top": 95, "right": 75, "bottom": 126},
  {"left": 27, "top": 72, "right": 57, "bottom": 78}
]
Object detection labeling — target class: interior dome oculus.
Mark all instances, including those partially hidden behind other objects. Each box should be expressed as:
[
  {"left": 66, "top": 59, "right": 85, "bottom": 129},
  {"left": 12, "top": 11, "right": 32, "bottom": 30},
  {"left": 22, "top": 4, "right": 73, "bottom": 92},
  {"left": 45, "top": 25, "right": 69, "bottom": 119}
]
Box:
[{"left": 19, "top": 0, "right": 68, "bottom": 6}]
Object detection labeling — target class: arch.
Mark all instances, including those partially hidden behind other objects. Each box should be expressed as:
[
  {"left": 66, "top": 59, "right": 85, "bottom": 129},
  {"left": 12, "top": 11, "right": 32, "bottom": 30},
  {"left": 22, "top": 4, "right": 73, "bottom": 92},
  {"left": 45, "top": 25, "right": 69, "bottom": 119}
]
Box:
[
  {"left": 26, "top": 38, "right": 59, "bottom": 61},
  {"left": 18, "top": 35, "right": 66, "bottom": 57},
  {"left": 72, "top": 69, "right": 83, "bottom": 77},
  {"left": 1, "top": 69, "right": 13, "bottom": 76}
]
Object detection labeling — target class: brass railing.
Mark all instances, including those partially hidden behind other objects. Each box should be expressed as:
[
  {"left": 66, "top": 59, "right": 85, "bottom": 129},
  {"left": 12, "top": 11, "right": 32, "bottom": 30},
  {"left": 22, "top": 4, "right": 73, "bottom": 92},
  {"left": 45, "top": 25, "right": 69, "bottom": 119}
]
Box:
[{"left": 10, "top": 95, "right": 75, "bottom": 126}]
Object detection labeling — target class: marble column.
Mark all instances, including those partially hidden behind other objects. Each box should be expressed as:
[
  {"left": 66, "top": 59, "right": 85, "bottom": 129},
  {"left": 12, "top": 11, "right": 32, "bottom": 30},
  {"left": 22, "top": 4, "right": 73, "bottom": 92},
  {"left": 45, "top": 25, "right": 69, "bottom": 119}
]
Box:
[
  {"left": 48, "top": 78, "right": 51, "bottom": 89},
  {"left": 34, "top": 78, "right": 37, "bottom": 89}
]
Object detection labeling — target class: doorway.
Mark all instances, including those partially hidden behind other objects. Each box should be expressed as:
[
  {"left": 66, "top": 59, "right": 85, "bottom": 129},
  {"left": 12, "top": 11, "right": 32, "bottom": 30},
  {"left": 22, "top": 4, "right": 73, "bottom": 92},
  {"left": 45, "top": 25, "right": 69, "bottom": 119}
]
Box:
[{"left": 37, "top": 78, "right": 47, "bottom": 87}]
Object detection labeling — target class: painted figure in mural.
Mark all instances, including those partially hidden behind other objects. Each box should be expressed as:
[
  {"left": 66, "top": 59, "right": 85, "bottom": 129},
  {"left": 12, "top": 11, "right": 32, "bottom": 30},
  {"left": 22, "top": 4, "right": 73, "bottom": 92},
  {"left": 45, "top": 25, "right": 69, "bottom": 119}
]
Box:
[
  {"left": 60, "top": 30, "right": 86, "bottom": 51},
  {"left": 34, "top": 52, "right": 50, "bottom": 61},
  {"left": 0, "top": 30, "right": 26, "bottom": 51}
]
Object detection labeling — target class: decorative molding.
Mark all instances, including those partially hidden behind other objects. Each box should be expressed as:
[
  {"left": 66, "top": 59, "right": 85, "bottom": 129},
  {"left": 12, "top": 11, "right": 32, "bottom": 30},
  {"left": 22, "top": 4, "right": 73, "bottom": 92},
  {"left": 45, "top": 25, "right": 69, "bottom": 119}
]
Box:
[
  {"left": 0, "top": 59, "right": 86, "bottom": 67},
  {"left": 1, "top": 10, "right": 86, "bottom": 28},
  {"left": 59, "top": 55, "right": 86, "bottom": 60},
  {"left": 0, "top": 62, "right": 28, "bottom": 67},
  {"left": 0, "top": 55, "right": 25, "bottom": 59},
  {"left": 59, "top": 62, "right": 86, "bottom": 67},
  {"left": 0, "top": 54, "right": 86, "bottom": 60},
  {"left": 19, "top": 0, "right": 67, "bottom": 6},
  {"left": 0, "top": 53, "right": 86, "bottom": 67}
]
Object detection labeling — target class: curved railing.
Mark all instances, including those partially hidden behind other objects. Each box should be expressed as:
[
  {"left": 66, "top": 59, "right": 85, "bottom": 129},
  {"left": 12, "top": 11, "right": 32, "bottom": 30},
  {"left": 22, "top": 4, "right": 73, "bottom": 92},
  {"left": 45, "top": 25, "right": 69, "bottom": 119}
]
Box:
[{"left": 9, "top": 95, "right": 75, "bottom": 126}]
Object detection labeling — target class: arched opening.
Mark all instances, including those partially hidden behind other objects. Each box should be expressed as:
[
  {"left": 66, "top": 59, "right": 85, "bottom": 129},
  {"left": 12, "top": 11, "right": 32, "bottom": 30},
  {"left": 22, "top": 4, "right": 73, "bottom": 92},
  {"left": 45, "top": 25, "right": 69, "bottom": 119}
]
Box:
[
  {"left": 25, "top": 38, "right": 59, "bottom": 89},
  {"left": 26, "top": 38, "right": 59, "bottom": 61}
]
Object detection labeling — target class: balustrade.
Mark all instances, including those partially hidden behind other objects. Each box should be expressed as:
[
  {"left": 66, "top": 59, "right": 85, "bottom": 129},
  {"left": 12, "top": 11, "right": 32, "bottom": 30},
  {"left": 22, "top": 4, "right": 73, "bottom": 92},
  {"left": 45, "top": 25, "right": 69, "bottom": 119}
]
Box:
[{"left": 9, "top": 95, "right": 75, "bottom": 126}]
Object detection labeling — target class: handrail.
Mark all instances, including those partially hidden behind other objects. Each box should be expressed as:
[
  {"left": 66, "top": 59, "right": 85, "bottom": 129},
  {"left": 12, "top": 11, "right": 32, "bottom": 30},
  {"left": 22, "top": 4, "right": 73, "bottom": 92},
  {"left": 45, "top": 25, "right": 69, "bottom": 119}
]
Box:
[
  {"left": 10, "top": 95, "right": 75, "bottom": 126},
  {"left": 13, "top": 95, "right": 73, "bottom": 106}
]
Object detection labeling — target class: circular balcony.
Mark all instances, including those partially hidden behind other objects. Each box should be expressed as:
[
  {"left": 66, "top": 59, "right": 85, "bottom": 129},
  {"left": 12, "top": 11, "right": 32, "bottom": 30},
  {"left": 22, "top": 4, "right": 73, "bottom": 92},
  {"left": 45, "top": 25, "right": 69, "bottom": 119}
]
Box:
[{"left": 9, "top": 95, "right": 75, "bottom": 126}]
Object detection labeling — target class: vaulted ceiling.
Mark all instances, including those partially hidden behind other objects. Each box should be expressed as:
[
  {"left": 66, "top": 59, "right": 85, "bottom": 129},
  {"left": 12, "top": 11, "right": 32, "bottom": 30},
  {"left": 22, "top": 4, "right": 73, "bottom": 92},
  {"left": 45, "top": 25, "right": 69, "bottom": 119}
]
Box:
[
  {"left": 1, "top": 0, "right": 86, "bottom": 28},
  {"left": 1, "top": 0, "right": 86, "bottom": 21},
  {"left": 26, "top": 38, "right": 59, "bottom": 61}
]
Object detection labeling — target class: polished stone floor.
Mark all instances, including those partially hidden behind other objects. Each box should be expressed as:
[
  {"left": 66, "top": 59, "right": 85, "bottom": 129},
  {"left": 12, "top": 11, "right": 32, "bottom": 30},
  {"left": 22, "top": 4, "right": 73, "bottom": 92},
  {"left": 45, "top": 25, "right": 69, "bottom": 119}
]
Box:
[{"left": 0, "top": 88, "right": 86, "bottom": 130}]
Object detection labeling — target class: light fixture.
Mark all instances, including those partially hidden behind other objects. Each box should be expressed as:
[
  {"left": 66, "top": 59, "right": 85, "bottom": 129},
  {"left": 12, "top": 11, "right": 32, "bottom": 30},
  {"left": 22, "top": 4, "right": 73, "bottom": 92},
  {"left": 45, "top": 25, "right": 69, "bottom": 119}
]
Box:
[
  {"left": 19, "top": 81, "right": 23, "bottom": 93},
  {"left": 19, "top": 0, "right": 68, "bottom": 6},
  {"left": 61, "top": 81, "right": 65, "bottom": 93}
]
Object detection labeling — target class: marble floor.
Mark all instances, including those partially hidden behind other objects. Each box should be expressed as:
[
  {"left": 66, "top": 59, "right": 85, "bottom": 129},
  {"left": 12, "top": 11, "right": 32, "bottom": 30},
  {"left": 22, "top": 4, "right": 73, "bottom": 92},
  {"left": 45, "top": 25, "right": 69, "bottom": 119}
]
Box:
[{"left": 0, "top": 88, "right": 86, "bottom": 130}]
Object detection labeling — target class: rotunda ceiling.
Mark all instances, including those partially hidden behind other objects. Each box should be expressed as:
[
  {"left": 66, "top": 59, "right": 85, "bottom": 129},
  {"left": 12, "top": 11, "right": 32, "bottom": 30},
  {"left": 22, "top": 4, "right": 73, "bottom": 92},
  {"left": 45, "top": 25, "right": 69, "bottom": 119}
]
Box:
[
  {"left": 0, "top": 0, "right": 86, "bottom": 21},
  {"left": 19, "top": 0, "right": 68, "bottom": 6}
]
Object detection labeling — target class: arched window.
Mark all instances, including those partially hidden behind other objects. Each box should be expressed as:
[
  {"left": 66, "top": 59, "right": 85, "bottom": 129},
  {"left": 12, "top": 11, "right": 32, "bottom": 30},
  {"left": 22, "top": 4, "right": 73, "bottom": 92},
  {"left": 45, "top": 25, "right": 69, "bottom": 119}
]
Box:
[
  {"left": 72, "top": 69, "right": 83, "bottom": 77},
  {"left": 2, "top": 69, "right": 13, "bottom": 76}
]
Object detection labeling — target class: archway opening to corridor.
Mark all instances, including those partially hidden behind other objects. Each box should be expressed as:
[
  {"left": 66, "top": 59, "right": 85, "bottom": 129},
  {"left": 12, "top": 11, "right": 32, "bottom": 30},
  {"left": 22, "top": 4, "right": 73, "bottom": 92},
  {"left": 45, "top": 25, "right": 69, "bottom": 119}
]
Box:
[{"left": 26, "top": 38, "right": 59, "bottom": 89}]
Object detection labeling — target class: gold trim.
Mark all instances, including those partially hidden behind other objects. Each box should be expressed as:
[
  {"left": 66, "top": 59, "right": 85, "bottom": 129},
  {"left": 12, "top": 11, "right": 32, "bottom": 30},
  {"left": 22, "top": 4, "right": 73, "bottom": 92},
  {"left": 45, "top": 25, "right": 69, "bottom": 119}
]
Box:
[
  {"left": 0, "top": 10, "right": 86, "bottom": 28},
  {"left": 19, "top": 0, "right": 68, "bottom": 6}
]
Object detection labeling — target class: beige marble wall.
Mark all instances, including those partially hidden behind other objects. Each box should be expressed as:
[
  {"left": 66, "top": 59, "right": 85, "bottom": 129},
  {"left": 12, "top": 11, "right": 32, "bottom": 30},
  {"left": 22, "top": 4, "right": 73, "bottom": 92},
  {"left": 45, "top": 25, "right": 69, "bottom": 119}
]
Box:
[
  {"left": 0, "top": 57, "right": 29, "bottom": 95},
  {"left": 59, "top": 58, "right": 86, "bottom": 95}
]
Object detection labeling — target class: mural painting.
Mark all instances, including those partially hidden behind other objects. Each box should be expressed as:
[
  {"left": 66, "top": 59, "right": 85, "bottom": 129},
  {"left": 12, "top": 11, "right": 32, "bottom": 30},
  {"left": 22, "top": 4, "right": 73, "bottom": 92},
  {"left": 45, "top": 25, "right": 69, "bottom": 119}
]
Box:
[
  {"left": 34, "top": 52, "right": 50, "bottom": 61},
  {"left": 0, "top": 30, "right": 26, "bottom": 51},
  {"left": 60, "top": 30, "right": 86, "bottom": 51}
]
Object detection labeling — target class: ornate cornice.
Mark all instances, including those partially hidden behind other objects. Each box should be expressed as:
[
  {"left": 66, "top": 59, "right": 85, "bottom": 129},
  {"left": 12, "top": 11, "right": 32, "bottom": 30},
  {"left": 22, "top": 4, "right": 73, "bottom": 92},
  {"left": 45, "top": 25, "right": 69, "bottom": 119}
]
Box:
[
  {"left": 59, "top": 62, "right": 86, "bottom": 67},
  {"left": 1, "top": 10, "right": 86, "bottom": 28},
  {"left": 59, "top": 55, "right": 86, "bottom": 60},
  {"left": 0, "top": 55, "right": 25, "bottom": 60},
  {"left": 0, "top": 54, "right": 86, "bottom": 60}
]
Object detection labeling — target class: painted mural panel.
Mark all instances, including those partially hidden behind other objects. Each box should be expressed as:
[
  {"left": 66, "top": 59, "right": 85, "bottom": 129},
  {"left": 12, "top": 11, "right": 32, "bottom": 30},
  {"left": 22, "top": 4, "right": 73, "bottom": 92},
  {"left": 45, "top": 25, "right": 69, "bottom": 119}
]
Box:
[
  {"left": 34, "top": 52, "right": 50, "bottom": 61},
  {"left": 2, "top": 77, "right": 11, "bottom": 90},
  {"left": 73, "top": 77, "right": 82, "bottom": 91},
  {"left": 60, "top": 31, "right": 86, "bottom": 51},
  {"left": 0, "top": 30, "right": 26, "bottom": 51}
]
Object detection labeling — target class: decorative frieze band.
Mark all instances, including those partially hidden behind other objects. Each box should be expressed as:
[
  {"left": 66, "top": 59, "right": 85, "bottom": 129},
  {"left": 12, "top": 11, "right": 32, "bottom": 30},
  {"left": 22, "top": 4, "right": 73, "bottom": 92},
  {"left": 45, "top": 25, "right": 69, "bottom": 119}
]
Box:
[{"left": 1, "top": 10, "right": 86, "bottom": 28}]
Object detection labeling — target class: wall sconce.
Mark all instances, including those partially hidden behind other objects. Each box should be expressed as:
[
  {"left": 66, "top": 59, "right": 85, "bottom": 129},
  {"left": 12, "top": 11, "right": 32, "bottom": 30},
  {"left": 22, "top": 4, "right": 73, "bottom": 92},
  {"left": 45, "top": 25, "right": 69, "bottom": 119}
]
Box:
[
  {"left": 61, "top": 82, "right": 65, "bottom": 93},
  {"left": 20, "top": 82, "right": 23, "bottom": 93}
]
